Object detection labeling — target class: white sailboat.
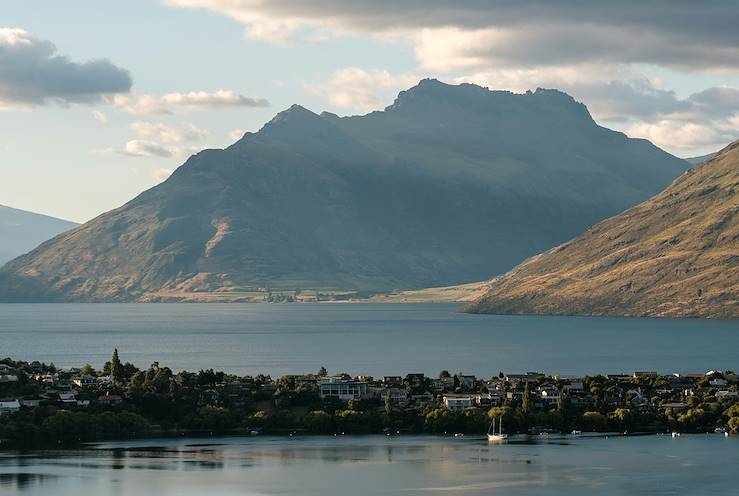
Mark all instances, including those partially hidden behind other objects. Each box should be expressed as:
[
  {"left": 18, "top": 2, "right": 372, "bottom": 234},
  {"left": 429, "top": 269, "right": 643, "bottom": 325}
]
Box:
[{"left": 487, "top": 416, "right": 508, "bottom": 442}]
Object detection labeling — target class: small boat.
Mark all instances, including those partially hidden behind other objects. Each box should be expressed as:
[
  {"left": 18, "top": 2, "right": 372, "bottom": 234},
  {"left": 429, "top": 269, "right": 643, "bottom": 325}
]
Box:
[
  {"left": 715, "top": 427, "right": 727, "bottom": 434},
  {"left": 571, "top": 430, "right": 582, "bottom": 436},
  {"left": 487, "top": 416, "right": 508, "bottom": 442},
  {"left": 671, "top": 431, "right": 681, "bottom": 438},
  {"left": 454, "top": 433, "right": 465, "bottom": 438}
]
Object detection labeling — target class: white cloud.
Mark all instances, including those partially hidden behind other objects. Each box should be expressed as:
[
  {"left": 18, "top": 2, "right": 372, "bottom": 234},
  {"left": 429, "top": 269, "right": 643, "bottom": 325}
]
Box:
[
  {"left": 162, "top": 1, "right": 739, "bottom": 71},
  {"left": 131, "top": 121, "right": 208, "bottom": 143},
  {"left": 120, "top": 140, "right": 175, "bottom": 158},
  {"left": 92, "top": 110, "right": 107, "bottom": 123},
  {"left": 0, "top": 27, "right": 131, "bottom": 109},
  {"left": 628, "top": 119, "right": 739, "bottom": 154},
  {"left": 152, "top": 168, "right": 174, "bottom": 181},
  {"left": 229, "top": 128, "right": 246, "bottom": 140},
  {"left": 306, "top": 68, "right": 418, "bottom": 112},
  {"left": 114, "top": 90, "right": 269, "bottom": 115}
]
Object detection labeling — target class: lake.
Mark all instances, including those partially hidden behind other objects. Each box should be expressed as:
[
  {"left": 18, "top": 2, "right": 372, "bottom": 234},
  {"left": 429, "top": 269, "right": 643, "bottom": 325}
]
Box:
[
  {"left": 0, "top": 303, "right": 736, "bottom": 376},
  {"left": 1, "top": 434, "right": 737, "bottom": 495}
]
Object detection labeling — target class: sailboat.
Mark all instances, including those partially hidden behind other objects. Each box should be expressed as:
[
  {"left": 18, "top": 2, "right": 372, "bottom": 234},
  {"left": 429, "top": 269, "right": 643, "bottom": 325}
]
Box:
[{"left": 487, "top": 416, "right": 508, "bottom": 442}]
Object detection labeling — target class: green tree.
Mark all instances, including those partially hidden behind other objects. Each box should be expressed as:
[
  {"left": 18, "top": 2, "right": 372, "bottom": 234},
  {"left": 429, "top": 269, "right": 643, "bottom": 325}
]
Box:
[
  {"left": 385, "top": 391, "right": 393, "bottom": 417},
  {"left": 80, "top": 363, "right": 96, "bottom": 376},
  {"left": 582, "top": 411, "right": 607, "bottom": 431},
  {"left": 110, "top": 348, "right": 123, "bottom": 385},
  {"left": 522, "top": 382, "right": 531, "bottom": 414}
]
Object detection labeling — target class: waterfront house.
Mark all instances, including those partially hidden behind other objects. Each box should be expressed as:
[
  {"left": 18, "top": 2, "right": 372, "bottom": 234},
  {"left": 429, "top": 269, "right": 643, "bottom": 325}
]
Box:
[
  {"left": 443, "top": 394, "right": 474, "bottom": 411},
  {"left": 0, "top": 400, "right": 21, "bottom": 415},
  {"left": 319, "top": 377, "right": 368, "bottom": 401}
]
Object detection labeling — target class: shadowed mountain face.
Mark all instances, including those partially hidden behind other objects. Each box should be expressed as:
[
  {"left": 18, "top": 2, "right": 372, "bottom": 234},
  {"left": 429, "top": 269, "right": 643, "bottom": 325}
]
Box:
[
  {"left": 466, "top": 140, "right": 739, "bottom": 318},
  {"left": 0, "top": 80, "right": 689, "bottom": 302},
  {"left": 0, "top": 206, "right": 78, "bottom": 267}
]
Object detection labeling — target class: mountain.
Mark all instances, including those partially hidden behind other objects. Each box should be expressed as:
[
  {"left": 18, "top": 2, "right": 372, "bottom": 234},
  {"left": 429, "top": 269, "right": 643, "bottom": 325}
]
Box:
[
  {"left": 0, "top": 205, "right": 78, "bottom": 267},
  {"left": 685, "top": 152, "right": 717, "bottom": 165},
  {"left": 466, "top": 140, "right": 739, "bottom": 318},
  {"left": 0, "top": 79, "right": 689, "bottom": 302}
]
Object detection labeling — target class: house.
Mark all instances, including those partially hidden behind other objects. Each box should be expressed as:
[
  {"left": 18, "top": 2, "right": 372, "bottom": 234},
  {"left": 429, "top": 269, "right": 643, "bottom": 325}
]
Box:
[
  {"left": 606, "top": 374, "right": 632, "bottom": 382},
  {"left": 0, "top": 374, "right": 18, "bottom": 383},
  {"left": 455, "top": 373, "right": 476, "bottom": 391},
  {"left": 410, "top": 392, "right": 435, "bottom": 404},
  {"left": 716, "top": 390, "right": 739, "bottom": 399},
  {"left": 387, "top": 387, "right": 408, "bottom": 405},
  {"left": 405, "top": 373, "right": 425, "bottom": 385},
  {"left": 633, "top": 371, "right": 658, "bottom": 379},
  {"left": 443, "top": 394, "right": 474, "bottom": 411},
  {"left": 383, "top": 376, "right": 402, "bottom": 386},
  {"left": 431, "top": 377, "right": 455, "bottom": 391},
  {"left": 539, "top": 385, "right": 560, "bottom": 405},
  {"left": 97, "top": 394, "right": 123, "bottom": 405},
  {"left": 661, "top": 402, "right": 688, "bottom": 413},
  {"left": 73, "top": 375, "right": 98, "bottom": 387},
  {"left": 709, "top": 378, "right": 728, "bottom": 387},
  {"left": 562, "top": 381, "right": 584, "bottom": 392},
  {"left": 473, "top": 393, "right": 493, "bottom": 407},
  {"left": 319, "top": 377, "right": 368, "bottom": 401},
  {"left": 0, "top": 400, "right": 21, "bottom": 415}
]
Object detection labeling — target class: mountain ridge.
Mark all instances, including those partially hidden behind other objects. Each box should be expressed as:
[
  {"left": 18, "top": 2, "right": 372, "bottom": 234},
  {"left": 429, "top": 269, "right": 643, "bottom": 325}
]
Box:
[
  {"left": 0, "top": 205, "right": 79, "bottom": 267},
  {"left": 0, "top": 80, "right": 689, "bottom": 302},
  {"left": 465, "top": 140, "right": 739, "bottom": 318}
]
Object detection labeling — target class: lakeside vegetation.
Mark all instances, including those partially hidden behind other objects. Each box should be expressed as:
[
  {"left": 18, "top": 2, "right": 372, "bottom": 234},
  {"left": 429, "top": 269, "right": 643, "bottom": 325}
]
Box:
[{"left": 1, "top": 351, "right": 737, "bottom": 448}]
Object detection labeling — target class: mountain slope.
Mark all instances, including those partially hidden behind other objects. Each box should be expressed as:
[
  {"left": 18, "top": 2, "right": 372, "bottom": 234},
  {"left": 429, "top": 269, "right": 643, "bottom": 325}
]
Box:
[
  {"left": 0, "top": 80, "right": 689, "bottom": 302},
  {"left": 0, "top": 205, "right": 78, "bottom": 266},
  {"left": 466, "top": 141, "right": 739, "bottom": 318}
]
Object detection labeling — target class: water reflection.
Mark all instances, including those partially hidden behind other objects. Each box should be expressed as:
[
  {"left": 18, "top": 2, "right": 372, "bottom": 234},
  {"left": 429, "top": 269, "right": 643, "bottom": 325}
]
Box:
[{"left": 0, "top": 434, "right": 737, "bottom": 495}]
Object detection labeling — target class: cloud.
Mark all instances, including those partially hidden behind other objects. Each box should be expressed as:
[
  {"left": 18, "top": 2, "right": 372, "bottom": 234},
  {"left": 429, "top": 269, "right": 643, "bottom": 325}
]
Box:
[
  {"left": 114, "top": 90, "right": 269, "bottom": 114},
  {"left": 92, "top": 110, "right": 107, "bottom": 123},
  {"left": 152, "top": 168, "right": 174, "bottom": 181},
  {"left": 120, "top": 140, "right": 175, "bottom": 158},
  {"left": 131, "top": 121, "right": 208, "bottom": 143},
  {"left": 0, "top": 27, "right": 132, "bottom": 108},
  {"left": 305, "top": 68, "right": 418, "bottom": 112},
  {"left": 229, "top": 128, "right": 246, "bottom": 140},
  {"left": 163, "top": 1, "right": 739, "bottom": 71}
]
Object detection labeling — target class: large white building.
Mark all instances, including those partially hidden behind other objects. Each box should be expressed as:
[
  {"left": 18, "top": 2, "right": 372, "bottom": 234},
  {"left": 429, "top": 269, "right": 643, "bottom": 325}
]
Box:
[{"left": 319, "top": 377, "right": 368, "bottom": 401}]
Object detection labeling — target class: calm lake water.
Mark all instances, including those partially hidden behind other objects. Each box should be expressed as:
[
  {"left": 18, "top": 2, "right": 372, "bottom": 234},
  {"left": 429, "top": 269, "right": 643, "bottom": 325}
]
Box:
[
  {"left": 1, "top": 434, "right": 737, "bottom": 495},
  {"left": 0, "top": 303, "right": 736, "bottom": 376}
]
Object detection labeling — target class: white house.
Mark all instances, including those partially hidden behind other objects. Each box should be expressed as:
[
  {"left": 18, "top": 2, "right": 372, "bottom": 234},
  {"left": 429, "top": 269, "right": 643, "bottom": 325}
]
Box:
[
  {"left": 443, "top": 394, "right": 474, "bottom": 411},
  {"left": 0, "top": 400, "right": 21, "bottom": 415},
  {"left": 319, "top": 377, "right": 368, "bottom": 401}
]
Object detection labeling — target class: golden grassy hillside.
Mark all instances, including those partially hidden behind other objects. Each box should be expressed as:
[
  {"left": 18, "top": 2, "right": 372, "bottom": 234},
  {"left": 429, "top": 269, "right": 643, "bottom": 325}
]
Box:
[{"left": 466, "top": 141, "right": 739, "bottom": 318}]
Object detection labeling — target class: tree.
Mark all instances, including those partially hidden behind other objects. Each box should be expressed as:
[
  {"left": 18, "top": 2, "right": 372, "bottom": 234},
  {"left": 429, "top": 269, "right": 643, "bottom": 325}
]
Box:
[
  {"left": 110, "top": 349, "right": 123, "bottom": 385},
  {"left": 385, "top": 391, "right": 393, "bottom": 417},
  {"left": 439, "top": 370, "right": 451, "bottom": 379},
  {"left": 582, "top": 411, "right": 607, "bottom": 431},
  {"left": 80, "top": 363, "right": 96, "bottom": 376},
  {"left": 317, "top": 366, "right": 328, "bottom": 377},
  {"left": 522, "top": 382, "right": 531, "bottom": 414}
]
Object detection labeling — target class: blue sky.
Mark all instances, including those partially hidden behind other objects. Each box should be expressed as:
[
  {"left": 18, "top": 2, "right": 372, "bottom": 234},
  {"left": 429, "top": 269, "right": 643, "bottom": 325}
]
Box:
[{"left": 2, "top": 1, "right": 739, "bottom": 222}]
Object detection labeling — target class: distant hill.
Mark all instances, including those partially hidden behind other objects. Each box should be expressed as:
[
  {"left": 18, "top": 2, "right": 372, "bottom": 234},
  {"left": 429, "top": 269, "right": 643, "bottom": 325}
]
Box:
[
  {"left": 685, "top": 152, "right": 718, "bottom": 165},
  {"left": 0, "top": 79, "right": 689, "bottom": 302},
  {"left": 466, "top": 140, "right": 739, "bottom": 318},
  {"left": 0, "top": 205, "right": 78, "bottom": 267}
]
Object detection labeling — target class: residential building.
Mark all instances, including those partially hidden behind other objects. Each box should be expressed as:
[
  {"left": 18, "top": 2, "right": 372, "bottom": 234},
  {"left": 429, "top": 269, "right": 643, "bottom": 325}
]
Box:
[
  {"left": 319, "top": 377, "right": 368, "bottom": 401},
  {"left": 443, "top": 394, "right": 474, "bottom": 411},
  {"left": 0, "top": 400, "right": 21, "bottom": 415}
]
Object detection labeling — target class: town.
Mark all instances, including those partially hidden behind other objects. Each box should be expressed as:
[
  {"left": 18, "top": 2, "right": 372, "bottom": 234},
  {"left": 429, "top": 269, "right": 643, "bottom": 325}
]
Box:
[{"left": 1, "top": 351, "right": 737, "bottom": 448}]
